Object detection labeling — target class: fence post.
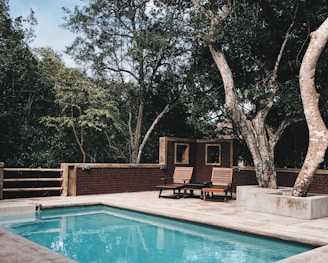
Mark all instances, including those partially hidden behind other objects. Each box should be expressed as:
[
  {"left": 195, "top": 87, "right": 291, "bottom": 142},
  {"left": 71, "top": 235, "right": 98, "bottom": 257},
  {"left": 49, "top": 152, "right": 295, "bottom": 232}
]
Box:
[
  {"left": 60, "top": 163, "right": 68, "bottom": 197},
  {"left": 0, "top": 162, "right": 4, "bottom": 200}
]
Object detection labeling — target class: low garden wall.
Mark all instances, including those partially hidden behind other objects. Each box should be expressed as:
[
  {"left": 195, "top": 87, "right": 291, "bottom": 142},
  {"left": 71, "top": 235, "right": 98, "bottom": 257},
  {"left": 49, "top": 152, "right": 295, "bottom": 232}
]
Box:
[
  {"left": 67, "top": 164, "right": 328, "bottom": 196},
  {"left": 237, "top": 185, "right": 328, "bottom": 219},
  {"left": 74, "top": 164, "right": 165, "bottom": 195}
]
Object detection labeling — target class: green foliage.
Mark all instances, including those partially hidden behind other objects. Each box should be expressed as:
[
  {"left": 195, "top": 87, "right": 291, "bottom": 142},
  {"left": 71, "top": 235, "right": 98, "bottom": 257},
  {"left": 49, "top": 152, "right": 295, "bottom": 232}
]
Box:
[
  {"left": 184, "top": 43, "right": 227, "bottom": 137},
  {"left": 0, "top": 1, "right": 124, "bottom": 166},
  {"left": 38, "top": 50, "right": 122, "bottom": 163},
  {"left": 0, "top": 0, "right": 56, "bottom": 166},
  {"left": 188, "top": 0, "right": 328, "bottom": 167},
  {"left": 2, "top": 0, "right": 327, "bottom": 167},
  {"left": 62, "top": 0, "right": 195, "bottom": 162}
]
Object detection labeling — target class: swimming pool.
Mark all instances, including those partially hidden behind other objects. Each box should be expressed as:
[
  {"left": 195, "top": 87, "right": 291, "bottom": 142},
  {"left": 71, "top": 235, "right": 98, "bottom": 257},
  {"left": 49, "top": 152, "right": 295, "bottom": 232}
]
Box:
[{"left": 1, "top": 205, "right": 314, "bottom": 263}]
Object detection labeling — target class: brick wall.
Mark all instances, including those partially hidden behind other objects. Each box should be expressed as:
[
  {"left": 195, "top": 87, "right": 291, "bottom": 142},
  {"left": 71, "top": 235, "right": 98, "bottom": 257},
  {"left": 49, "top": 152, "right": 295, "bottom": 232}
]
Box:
[
  {"left": 231, "top": 169, "right": 258, "bottom": 192},
  {"left": 76, "top": 166, "right": 168, "bottom": 195},
  {"left": 71, "top": 137, "right": 328, "bottom": 196},
  {"left": 75, "top": 166, "right": 328, "bottom": 195},
  {"left": 232, "top": 168, "right": 328, "bottom": 194},
  {"left": 308, "top": 173, "right": 328, "bottom": 194}
]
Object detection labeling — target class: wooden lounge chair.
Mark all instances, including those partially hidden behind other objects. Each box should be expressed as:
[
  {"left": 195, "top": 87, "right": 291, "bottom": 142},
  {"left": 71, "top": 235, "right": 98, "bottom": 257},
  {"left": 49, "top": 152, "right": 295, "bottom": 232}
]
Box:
[
  {"left": 202, "top": 167, "right": 233, "bottom": 202},
  {"left": 156, "top": 167, "right": 193, "bottom": 199}
]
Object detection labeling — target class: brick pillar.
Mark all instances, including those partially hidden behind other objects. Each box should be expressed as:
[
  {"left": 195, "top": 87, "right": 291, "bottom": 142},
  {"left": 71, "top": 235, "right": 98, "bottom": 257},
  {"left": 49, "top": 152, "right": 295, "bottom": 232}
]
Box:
[{"left": 0, "top": 162, "right": 4, "bottom": 200}]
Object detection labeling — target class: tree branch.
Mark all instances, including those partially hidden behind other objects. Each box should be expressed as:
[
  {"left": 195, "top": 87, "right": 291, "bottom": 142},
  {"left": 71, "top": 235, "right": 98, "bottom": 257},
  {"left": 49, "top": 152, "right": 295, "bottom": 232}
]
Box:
[
  {"left": 271, "top": 7, "right": 298, "bottom": 84},
  {"left": 136, "top": 103, "right": 173, "bottom": 163}
]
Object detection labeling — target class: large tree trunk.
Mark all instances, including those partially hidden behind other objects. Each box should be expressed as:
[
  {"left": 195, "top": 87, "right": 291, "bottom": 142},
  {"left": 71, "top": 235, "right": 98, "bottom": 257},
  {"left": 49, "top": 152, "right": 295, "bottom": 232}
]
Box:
[
  {"left": 209, "top": 45, "right": 278, "bottom": 188},
  {"left": 244, "top": 132, "right": 277, "bottom": 188},
  {"left": 292, "top": 18, "right": 328, "bottom": 197},
  {"left": 247, "top": 118, "right": 277, "bottom": 188}
]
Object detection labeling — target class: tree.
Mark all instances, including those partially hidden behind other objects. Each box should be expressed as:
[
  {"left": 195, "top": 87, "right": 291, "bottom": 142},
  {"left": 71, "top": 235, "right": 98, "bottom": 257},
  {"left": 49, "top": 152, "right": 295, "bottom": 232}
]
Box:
[
  {"left": 0, "top": 0, "right": 59, "bottom": 167},
  {"left": 39, "top": 49, "right": 122, "bottom": 163},
  {"left": 191, "top": 1, "right": 286, "bottom": 187},
  {"left": 62, "top": 0, "right": 191, "bottom": 163},
  {"left": 292, "top": 18, "right": 328, "bottom": 196},
  {"left": 190, "top": 0, "right": 328, "bottom": 188}
]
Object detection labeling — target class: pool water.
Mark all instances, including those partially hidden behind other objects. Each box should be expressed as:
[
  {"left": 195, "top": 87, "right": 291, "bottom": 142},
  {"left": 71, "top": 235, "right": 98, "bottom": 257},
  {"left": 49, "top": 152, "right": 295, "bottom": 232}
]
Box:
[{"left": 2, "top": 205, "right": 314, "bottom": 263}]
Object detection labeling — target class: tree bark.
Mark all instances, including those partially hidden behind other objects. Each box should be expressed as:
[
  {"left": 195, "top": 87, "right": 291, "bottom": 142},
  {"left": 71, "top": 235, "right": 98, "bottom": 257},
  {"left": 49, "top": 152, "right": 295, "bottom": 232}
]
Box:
[
  {"left": 292, "top": 18, "right": 328, "bottom": 197},
  {"left": 209, "top": 45, "right": 277, "bottom": 188}
]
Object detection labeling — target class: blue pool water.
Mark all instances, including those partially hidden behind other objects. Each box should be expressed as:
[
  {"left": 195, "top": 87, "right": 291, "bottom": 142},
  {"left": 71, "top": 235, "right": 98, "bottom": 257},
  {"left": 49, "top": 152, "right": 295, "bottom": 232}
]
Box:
[{"left": 1, "top": 205, "right": 314, "bottom": 263}]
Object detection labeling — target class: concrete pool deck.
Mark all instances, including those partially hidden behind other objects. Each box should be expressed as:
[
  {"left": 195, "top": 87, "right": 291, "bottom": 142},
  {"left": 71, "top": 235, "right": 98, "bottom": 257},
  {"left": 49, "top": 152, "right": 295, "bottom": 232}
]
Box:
[{"left": 1, "top": 191, "right": 328, "bottom": 262}]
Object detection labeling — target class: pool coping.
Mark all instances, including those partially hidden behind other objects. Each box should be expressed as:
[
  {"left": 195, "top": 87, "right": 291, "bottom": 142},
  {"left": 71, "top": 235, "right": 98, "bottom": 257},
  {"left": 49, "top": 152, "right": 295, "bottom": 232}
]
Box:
[
  {"left": 1, "top": 191, "right": 328, "bottom": 263},
  {"left": 0, "top": 227, "right": 77, "bottom": 263}
]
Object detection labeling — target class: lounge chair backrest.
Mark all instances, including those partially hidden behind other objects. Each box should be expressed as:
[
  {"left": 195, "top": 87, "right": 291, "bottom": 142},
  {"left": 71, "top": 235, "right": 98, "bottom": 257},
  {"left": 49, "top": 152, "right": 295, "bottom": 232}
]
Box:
[
  {"left": 211, "top": 167, "right": 233, "bottom": 186},
  {"left": 172, "top": 167, "right": 193, "bottom": 184}
]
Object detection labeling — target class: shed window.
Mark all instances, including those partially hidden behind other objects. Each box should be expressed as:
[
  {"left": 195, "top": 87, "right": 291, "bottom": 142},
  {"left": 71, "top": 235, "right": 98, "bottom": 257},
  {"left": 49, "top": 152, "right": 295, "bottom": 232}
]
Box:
[
  {"left": 206, "top": 144, "right": 221, "bottom": 165},
  {"left": 175, "top": 143, "right": 189, "bottom": 164}
]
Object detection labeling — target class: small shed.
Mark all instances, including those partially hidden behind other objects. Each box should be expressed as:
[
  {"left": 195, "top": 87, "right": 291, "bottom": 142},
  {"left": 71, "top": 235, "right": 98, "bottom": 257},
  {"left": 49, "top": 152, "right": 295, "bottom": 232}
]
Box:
[{"left": 159, "top": 137, "right": 235, "bottom": 183}]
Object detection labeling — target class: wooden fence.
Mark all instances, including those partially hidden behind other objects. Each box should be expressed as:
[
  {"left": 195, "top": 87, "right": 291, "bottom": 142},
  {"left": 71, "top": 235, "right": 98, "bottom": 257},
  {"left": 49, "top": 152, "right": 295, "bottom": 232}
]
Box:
[{"left": 0, "top": 163, "right": 67, "bottom": 199}]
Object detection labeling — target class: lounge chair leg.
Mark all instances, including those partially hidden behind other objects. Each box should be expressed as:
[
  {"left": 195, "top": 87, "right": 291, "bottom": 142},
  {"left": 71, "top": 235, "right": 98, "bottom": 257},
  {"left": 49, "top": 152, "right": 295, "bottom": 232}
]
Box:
[{"left": 159, "top": 189, "right": 162, "bottom": 198}]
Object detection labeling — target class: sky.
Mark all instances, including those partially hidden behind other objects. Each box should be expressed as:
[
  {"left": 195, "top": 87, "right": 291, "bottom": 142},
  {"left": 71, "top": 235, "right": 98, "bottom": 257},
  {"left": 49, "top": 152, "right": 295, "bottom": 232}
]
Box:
[{"left": 8, "top": 0, "right": 84, "bottom": 67}]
